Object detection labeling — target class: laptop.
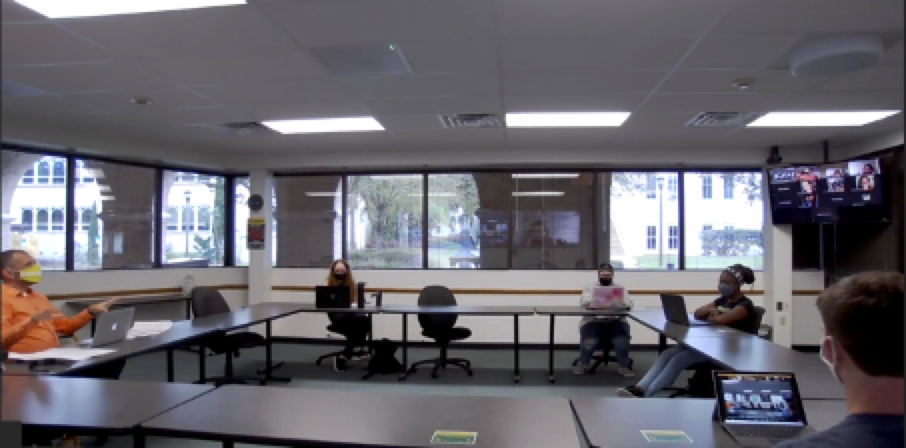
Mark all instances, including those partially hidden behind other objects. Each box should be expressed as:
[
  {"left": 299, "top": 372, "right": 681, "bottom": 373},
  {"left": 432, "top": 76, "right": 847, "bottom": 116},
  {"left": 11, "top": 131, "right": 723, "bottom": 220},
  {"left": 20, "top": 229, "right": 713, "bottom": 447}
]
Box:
[
  {"left": 315, "top": 286, "right": 351, "bottom": 308},
  {"left": 83, "top": 307, "right": 135, "bottom": 348},
  {"left": 660, "top": 294, "right": 713, "bottom": 326},
  {"left": 713, "top": 371, "right": 815, "bottom": 447},
  {"left": 588, "top": 286, "right": 629, "bottom": 310}
]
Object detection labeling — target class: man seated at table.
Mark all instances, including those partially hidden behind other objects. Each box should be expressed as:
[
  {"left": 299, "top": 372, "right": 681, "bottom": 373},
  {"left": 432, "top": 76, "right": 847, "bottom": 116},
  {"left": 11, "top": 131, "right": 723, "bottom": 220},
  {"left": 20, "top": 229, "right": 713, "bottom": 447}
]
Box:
[
  {"left": 574, "top": 263, "right": 634, "bottom": 377},
  {"left": 776, "top": 271, "right": 903, "bottom": 448},
  {"left": 1, "top": 249, "right": 123, "bottom": 378}
]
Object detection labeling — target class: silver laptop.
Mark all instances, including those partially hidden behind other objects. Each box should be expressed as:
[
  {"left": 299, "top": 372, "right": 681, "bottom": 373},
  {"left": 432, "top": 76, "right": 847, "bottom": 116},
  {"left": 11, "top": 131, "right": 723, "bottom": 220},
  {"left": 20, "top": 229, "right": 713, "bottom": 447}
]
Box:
[
  {"left": 713, "top": 371, "right": 815, "bottom": 447},
  {"left": 83, "top": 307, "right": 135, "bottom": 348}
]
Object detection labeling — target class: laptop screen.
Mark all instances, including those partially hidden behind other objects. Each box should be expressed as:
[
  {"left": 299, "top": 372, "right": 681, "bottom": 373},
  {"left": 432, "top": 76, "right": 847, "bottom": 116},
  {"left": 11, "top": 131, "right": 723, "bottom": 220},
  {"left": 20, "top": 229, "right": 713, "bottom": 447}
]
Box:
[{"left": 715, "top": 372, "right": 807, "bottom": 426}]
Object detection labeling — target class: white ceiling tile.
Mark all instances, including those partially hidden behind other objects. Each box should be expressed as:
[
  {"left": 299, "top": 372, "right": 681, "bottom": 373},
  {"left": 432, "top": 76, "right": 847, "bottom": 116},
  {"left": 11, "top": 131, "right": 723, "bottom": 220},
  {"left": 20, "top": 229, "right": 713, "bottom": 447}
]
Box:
[
  {"left": 397, "top": 129, "right": 505, "bottom": 149},
  {"left": 245, "top": 98, "right": 371, "bottom": 122},
  {"left": 779, "top": 92, "right": 905, "bottom": 110},
  {"left": 505, "top": 94, "right": 647, "bottom": 112},
  {"left": 607, "top": 127, "right": 729, "bottom": 145},
  {"left": 659, "top": 69, "right": 821, "bottom": 93},
  {"left": 680, "top": 34, "right": 803, "bottom": 69},
  {"left": 639, "top": 92, "right": 792, "bottom": 113},
  {"left": 714, "top": 0, "right": 905, "bottom": 34},
  {"left": 374, "top": 115, "right": 446, "bottom": 132},
  {"left": 2, "top": 61, "right": 171, "bottom": 93},
  {"left": 58, "top": 5, "right": 295, "bottom": 58},
  {"left": 724, "top": 128, "right": 848, "bottom": 147},
  {"left": 260, "top": 0, "right": 495, "bottom": 46},
  {"left": 1, "top": 0, "right": 47, "bottom": 23},
  {"left": 362, "top": 96, "right": 502, "bottom": 116},
  {"left": 496, "top": 0, "right": 731, "bottom": 36},
  {"left": 880, "top": 41, "right": 904, "bottom": 67},
  {"left": 506, "top": 128, "right": 617, "bottom": 149},
  {"left": 2, "top": 95, "right": 106, "bottom": 118},
  {"left": 289, "top": 132, "right": 400, "bottom": 152},
  {"left": 501, "top": 35, "right": 698, "bottom": 71},
  {"left": 141, "top": 50, "right": 329, "bottom": 84},
  {"left": 504, "top": 70, "right": 666, "bottom": 96},
  {"left": 813, "top": 66, "right": 905, "bottom": 92},
  {"left": 399, "top": 39, "right": 498, "bottom": 74},
  {"left": 60, "top": 87, "right": 217, "bottom": 114},
  {"left": 190, "top": 79, "right": 349, "bottom": 107},
  {"left": 2, "top": 24, "right": 111, "bottom": 65},
  {"left": 339, "top": 73, "right": 499, "bottom": 100}
]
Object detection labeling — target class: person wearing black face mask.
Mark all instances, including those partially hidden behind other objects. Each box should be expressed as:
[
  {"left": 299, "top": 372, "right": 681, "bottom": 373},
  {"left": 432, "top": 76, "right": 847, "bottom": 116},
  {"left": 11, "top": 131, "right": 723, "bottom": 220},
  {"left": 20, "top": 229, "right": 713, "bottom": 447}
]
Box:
[
  {"left": 324, "top": 259, "right": 370, "bottom": 372},
  {"left": 575, "top": 263, "right": 635, "bottom": 377}
]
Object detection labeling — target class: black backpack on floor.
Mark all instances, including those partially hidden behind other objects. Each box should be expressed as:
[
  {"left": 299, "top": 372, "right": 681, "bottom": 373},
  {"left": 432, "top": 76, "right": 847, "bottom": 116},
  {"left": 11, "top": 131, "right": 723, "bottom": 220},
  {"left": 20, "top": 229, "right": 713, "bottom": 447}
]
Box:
[
  {"left": 686, "top": 364, "right": 718, "bottom": 398},
  {"left": 362, "top": 338, "right": 406, "bottom": 380}
]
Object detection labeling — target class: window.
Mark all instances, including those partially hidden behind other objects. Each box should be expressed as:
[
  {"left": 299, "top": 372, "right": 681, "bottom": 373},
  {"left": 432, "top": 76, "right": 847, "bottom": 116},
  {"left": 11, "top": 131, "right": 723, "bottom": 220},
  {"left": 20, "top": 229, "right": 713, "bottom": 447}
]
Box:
[
  {"left": 347, "top": 174, "right": 423, "bottom": 269},
  {"left": 272, "top": 175, "right": 342, "bottom": 267},
  {"left": 52, "top": 161, "right": 65, "bottom": 184},
  {"left": 233, "top": 176, "right": 250, "bottom": 267},
  {"left": 20, "top": 209, "right": 33, "bottom": 231},
  {"left": 36, "top": 161, "right": 50, "bottom": 184},
  {"left": 4, "top": 152, "right": 68, "bottom": 267},
  {"left": 51, "top": 209, "right": 64, "bottom": 231},
  {"left": 163, "top": 171, "right": 225, "bottom": 266},
  {"left": 605, "top": 172, "right": 679, "bottom": 269},
  {"left": 198, "top": 206, "right": 212, "bottom": 231},
  {"left": 723, "top": 175, "right": 735, "bottom": 199},
  {"left": 702, "top": 175, "right": 712, "bottom": 199},
  {"left": 667, "top": 175, "right": 678, "bottom": 196},
  {"left": 645, "top": 175, "right": 657, "bottom": 199},
  {"left": 668, "top": 225, "right": 679, "bottom": 250},
  {"left": 73, "top": 159, "right": 155, "bottom": 270},
  {"left": 20, "top": 167, "right": 34, "bottom": 185},
  {"left": 36, "top": 210, "right": 49, "bottom": 231},
  {"left": 684, "top": 172, "right": 763, "bottom": 270},
  {"left": 166, "top": 206, "right": 179, "bottom": 230},
  {"left": 427, "top": 173, "right": 507, "bottom": 269}
]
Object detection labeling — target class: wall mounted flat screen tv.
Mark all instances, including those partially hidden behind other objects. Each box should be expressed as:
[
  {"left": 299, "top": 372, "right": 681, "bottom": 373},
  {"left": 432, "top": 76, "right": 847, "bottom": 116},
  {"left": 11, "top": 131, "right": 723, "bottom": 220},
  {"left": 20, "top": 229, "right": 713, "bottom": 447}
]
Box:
[{"left": 768, "top": 158, "right": 888, "bottom": 224}]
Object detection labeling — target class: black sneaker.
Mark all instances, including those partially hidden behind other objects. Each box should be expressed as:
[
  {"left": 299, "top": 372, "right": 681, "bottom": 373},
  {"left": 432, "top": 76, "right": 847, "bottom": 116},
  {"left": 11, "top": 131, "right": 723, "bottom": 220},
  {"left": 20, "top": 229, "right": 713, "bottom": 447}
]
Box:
[{"left": 333, "top": 355, "right": 348, "bottom": 372}]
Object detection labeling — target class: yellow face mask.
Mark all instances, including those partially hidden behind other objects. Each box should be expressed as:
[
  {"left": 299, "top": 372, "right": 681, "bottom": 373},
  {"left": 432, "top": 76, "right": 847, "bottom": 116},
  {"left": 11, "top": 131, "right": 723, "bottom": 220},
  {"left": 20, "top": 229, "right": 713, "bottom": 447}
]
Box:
[{"left": 17, "top": 263, "right": 42, "bottom": 284}]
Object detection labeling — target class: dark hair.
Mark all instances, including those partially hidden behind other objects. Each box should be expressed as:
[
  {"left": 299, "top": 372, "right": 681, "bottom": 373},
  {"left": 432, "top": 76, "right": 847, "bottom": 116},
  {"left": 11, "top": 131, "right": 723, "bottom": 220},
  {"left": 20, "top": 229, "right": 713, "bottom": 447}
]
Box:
[
  {"left": 723, "top": 264, "right": 755, "bottom": 286},
  {"left": 598, "top": 263, "right": 614, "bottom": 273},
  {"left": 816, "top": 271, "right": 904, "bottom": 377},
  {"left": 0, "top": 250, "right": 29, "bottom": 271}
]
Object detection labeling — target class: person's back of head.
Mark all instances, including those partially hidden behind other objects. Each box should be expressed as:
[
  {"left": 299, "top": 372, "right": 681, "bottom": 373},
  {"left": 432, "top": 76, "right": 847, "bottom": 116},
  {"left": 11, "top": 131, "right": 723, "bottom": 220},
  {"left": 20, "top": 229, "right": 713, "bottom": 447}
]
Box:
[{"left": 817, "top": 271, "right": 904, "bottom": 385}]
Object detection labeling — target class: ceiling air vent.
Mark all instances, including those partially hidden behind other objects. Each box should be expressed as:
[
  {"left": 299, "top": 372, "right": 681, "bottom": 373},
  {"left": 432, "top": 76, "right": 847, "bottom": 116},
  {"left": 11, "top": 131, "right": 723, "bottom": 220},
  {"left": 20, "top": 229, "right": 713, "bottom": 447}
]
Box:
[
  {"left": 204, "top": 122, "right": 277, "bottom": 136},
  {"left": 686, "top": 112, "right": 760, "bottom": 127},
  {"left": 438, "top": 114, "right": 503, "bottom": 129}
]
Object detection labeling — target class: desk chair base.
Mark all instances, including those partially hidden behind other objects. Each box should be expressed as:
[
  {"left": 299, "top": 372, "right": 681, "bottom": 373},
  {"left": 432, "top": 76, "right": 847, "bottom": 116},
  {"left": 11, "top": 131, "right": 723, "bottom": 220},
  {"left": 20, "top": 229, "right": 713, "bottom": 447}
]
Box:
[
  {"left": 570, "top": 354, "right": 634, "bottom": 374},
  {"left": 256, "top": 361, "right": 290, "bottom": 383},
  {"left": 315, "top": 349, "right": 347, "bottom": 366},
  {"left": 401, "top": 357, "right": 473, "bottom": 380}
]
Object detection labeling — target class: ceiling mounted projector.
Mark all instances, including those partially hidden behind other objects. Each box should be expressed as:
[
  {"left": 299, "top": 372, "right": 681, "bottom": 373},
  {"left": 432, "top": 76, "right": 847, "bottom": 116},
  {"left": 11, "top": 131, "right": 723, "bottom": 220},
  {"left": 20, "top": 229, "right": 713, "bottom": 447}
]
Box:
[{"left": 790, "top": 36, "right": 884, "bottom": 78}]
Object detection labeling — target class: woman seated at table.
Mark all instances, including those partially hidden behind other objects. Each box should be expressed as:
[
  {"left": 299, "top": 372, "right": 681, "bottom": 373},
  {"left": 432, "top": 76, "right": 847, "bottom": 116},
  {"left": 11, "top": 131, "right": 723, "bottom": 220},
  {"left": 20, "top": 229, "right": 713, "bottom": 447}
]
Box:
[
  {"left": 325, "top": 259, "right": 370, "bottom": 372},
  {"left": 618, "top": 264, "right": 757, "bottom": 398},
  {"left": 575, "top": 262, "right": 635, "bottom": 377}
]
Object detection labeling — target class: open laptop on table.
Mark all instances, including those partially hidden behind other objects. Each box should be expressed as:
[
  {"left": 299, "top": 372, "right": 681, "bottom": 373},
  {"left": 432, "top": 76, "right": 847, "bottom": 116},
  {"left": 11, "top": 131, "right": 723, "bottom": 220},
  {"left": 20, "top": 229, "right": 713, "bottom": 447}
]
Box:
[
  {"left": 714, "top": 371, "right": 815, "bottom": 447},
  {"left": 588, "top": 286, "right": 630, "bottom": 311},
  {"left": 80, "top": 307, "right": 135, "bottom": 348},
  {"left": 315, "top": 286, "right": 351, "bottom": 309},
  {"left": 660, "top": 294, "right": 713, "bottom": 326}
]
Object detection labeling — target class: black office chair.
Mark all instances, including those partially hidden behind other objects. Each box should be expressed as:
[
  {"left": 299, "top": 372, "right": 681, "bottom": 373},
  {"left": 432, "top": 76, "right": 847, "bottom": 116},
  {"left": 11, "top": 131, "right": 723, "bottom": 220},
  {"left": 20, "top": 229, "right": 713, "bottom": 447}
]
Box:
[
  {"left": 570, "top": 335, "right": 635, "bottom": 373},
  {"left": 667, "top": 306, "right": 766, "bottom": 398},
  {"left": 315, "top": 313, "right": 371, "bottom": 367},
  {"left": 191, "top": 287, "right": 277, "bottom": 386},
  {"left": 401, "top": 285, "right": 473, "bottom": 380}
]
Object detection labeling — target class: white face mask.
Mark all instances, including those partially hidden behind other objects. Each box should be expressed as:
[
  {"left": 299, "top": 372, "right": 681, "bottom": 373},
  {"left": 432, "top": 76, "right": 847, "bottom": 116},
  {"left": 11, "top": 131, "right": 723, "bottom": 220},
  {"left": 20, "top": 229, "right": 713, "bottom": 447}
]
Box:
[{"left": 819, "top": 336, "right": 843, "bottom": 384}]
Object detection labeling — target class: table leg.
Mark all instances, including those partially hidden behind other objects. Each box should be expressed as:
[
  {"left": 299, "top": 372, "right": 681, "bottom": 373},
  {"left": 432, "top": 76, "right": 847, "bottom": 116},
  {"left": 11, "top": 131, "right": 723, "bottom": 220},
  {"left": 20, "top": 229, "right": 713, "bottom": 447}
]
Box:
[
  {"left": 658, "top": 334, "right": 667, "bottom": 354},
  {"left": 548, "top": 315, "right": 555, "bottom": 383},
  {"left": 368, "top": 313, "right": 374, "bottom": 355},
  {"left": 167, "top": 348, "right": 174, "bottom": 382},
  {"left": 90, "top": 319, "right": 96, "bottom": 337},
  {"left": 133, "top": 430, "right": 146, "bottom": 448},
  {"left": 513, "top": 315, "right": 520, "bottom": 383},
  {"left": 198, "top": 342, "right": 206, "bottom": 384},
  {"left": 263, "top": 320, "right": 289, "bottom": 383},
  {"left": 398, "top": 313, "right": 408, "bottom": 381},
  {"left": 223, "top": 441, "right": 234, "bottom": 448},
  {"left": 185, "top": 298, "right": 191, "bottom": 320}
]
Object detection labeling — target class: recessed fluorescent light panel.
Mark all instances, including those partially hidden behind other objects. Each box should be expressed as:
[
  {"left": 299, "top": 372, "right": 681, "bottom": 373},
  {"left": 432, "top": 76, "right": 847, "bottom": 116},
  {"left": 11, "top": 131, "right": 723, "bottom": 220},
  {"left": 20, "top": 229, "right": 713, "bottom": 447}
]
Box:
[
  {"left": 15, "top": 0, "right": 246, "bottom": 18},
  {"left": 512, "top": 173, "right": 579, "bottom": 179},
  {"left": 512, "top": 191, "right": 565, "bottom": 197},
  {"left": 261, "top": 117, "right": 384, "bottom": 134},
  {"left": 506, "top": 112, "right": 630, "bottom": 128},
  {"left": 747, "top": 111, "right": 900, "bottom": 127}
]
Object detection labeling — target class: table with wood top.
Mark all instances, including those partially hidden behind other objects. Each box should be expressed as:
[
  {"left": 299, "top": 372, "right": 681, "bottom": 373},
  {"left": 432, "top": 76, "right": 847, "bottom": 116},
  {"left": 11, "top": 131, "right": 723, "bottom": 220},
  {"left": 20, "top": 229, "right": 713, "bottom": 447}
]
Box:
[
  {"left": 533, "top": 306, "right": 630, "bottom": 382},
  {"left": 380, "top": 304, "right": 537, "bottom": 382},
  {"left": 139, "top": 385, "right": 582, "bottom": 448},
  {"left": 66, "top": 294, "right": 190, "bottom": 336},
  {"left": 2, "top": 375, "right": 213, "bottom": 444}
]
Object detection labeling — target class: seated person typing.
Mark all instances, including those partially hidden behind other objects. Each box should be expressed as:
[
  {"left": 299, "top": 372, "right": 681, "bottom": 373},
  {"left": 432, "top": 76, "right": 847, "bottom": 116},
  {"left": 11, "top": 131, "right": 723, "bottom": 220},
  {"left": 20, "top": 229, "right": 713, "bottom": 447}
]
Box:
[
  {"left": 325, "top": 259, "right": 370, "bottom": 372},
  {"left": 618, "top": 264, "right": 756, "bottom": 398},
  {"left": 776, "top": 272, "right": 903, "bottom": 448},
  {"left": 575, "top": 263, "right": 634, "bottom": 378}
]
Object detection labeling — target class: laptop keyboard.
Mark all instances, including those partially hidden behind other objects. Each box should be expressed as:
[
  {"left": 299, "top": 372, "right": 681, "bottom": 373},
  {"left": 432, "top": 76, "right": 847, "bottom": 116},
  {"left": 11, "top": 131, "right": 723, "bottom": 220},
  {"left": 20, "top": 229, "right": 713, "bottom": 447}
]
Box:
[{"left": 732, "top": 425, "right": 803, "bottom": 438}]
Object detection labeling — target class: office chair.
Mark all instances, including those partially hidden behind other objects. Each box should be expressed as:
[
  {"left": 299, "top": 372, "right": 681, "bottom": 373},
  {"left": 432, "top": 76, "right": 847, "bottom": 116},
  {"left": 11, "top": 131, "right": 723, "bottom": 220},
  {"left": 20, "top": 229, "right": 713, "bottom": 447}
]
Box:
[
  {"left": 667, "top": 306, "right": 766, "bottom": 398},
  {"left": 191, "top": 287, "right": 278, "bottom": 386},
  {"left": 315, "top": 313, "right": 371, "bottom": 367},
  {"left": 401, "top": 285, "right": 473, "bottom": 380},
  {"left": 569, "top": 335, "right": 635, "bottom": 373}
]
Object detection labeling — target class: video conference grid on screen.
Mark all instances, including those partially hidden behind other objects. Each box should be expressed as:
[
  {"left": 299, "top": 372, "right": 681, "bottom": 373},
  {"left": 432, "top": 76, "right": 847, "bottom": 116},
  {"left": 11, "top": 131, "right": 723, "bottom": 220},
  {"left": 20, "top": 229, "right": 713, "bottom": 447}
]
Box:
[
  {"left": 769, "top": 159, "right": 882, "bottom": 221},
  {"left": 717, "top": 373, "right": 805, "bottom": 425}
]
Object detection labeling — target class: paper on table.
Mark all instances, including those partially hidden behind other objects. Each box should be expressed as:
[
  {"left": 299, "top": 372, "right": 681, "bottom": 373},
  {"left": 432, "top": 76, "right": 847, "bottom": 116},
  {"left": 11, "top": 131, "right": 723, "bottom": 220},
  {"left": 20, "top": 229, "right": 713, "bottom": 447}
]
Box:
[
  {"left": 127, "top": 321, "right": 172, "bottom": 339},
  {"left": 8, "top": 348, "right": 115, "bottom": 362}
]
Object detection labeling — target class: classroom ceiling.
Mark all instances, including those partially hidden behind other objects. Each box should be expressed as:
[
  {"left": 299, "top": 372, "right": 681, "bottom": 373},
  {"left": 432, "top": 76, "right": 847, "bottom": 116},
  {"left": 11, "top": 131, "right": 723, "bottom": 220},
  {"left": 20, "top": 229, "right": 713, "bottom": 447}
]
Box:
[{"left": 2, "top": 0, "right": 904, "bottom": 163}]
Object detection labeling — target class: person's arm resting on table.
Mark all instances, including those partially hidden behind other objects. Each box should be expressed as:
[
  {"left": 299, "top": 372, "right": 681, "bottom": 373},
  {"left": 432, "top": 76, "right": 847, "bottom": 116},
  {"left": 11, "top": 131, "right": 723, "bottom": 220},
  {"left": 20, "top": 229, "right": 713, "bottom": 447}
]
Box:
[
  {"left": 579, "top": 285, "right": 594, "bottom": 309},
  {"left": 693, "top": 302, "right": 716, "bottom": 320}
]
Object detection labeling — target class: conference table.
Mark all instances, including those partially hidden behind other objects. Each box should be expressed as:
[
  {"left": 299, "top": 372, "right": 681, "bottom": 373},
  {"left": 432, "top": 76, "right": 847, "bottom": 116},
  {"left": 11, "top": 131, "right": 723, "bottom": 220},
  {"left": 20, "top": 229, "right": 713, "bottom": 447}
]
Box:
[
  {"left": 138, "top": 385, "right": 582, "bottom": 448},
  {"left": 66, "top": 293, "right": 191, "bottom": 336},
  {"left": 533, "top": 306, "right": 630, "bottom": 382},
  {"left": 2, "top": 376, "right": 213, "bottom": 444}
]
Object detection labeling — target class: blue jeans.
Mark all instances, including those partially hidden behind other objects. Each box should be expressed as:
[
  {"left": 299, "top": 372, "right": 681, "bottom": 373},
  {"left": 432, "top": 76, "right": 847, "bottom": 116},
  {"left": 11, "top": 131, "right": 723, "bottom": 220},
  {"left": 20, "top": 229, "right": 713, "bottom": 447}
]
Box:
[
  {"left": 636, "top": 345, "right": 708, "bottom": 397},
  {"left": 578, "top": 320, "right": 631, "bottom": 368}
]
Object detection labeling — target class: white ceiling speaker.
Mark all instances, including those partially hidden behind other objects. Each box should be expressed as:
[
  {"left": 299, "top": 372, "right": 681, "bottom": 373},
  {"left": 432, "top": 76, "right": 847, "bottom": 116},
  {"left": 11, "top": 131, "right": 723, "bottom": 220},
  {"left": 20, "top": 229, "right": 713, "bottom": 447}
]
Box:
[{"left": 790, "top": 36, "right": 884, "bottom": 78}]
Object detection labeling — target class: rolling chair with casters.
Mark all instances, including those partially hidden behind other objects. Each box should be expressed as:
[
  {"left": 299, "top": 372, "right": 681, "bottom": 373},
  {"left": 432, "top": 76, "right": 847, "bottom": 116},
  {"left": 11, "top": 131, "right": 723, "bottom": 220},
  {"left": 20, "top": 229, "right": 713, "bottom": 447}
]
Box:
[
  {"left": 191, "top": 287, "right": 287, "bottom": 386},
  {"left": 570, "top": 336, "right": 635, "bottom": 374},
  {"left": 400, "top": 285, "right": 473, "bottom": 380},
  {"left": 315, "top": 313, "right": 372, "bottom": 368},
  {"left": 667, "top": 306, "right": 766, "bottom": 398}
]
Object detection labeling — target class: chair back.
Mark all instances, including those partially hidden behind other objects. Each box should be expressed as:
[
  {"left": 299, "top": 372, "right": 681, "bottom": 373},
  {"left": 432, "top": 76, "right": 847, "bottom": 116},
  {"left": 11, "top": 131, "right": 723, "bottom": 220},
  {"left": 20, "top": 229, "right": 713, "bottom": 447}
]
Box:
[
  {"left": 191, "top": 287, "right": 232, "bottom": 318},
  {"left": 750, "top": 306, "right": 766, "bottom": 334},
  {"left": 417, "top": 285, "right": 457, "bottom": 332}
]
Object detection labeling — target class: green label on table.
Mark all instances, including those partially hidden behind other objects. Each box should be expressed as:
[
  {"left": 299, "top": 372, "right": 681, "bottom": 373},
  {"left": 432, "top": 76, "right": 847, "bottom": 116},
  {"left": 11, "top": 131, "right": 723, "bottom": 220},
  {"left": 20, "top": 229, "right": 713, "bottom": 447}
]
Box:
[
  {"left": 641, "top": 430, "right": 693, "bottom": 443},
  {"left": 431, "top": 430, "right": 478, "bottom": 445}
]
